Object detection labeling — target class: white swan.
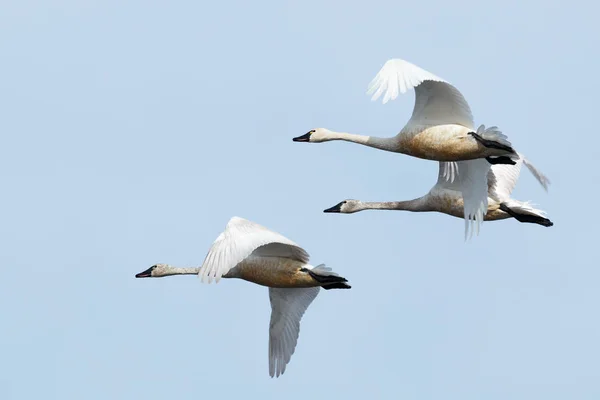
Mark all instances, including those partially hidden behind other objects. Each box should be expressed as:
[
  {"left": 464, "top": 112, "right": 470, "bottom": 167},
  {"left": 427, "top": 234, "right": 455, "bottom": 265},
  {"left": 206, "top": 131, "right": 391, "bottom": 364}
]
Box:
[
  {"left": 293, "top": 58, "right": 521, "bottom": 238},
  {"left": 135, "top": 216, "right": 350, "bottom": 378},
  {"left": 324, "top": 155, "right": 553, "bottom": 228}
]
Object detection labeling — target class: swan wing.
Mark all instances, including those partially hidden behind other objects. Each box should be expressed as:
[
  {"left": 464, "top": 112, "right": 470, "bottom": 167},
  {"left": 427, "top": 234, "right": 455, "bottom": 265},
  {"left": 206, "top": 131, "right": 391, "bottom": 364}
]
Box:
[
  {"left": 522, "top": 156, "right": 551, "bottom": 192},
  {"left": 367, "top": 58, "right": 474, "bottom": 129},
  {"left": 268, "top": 287, "right": 320, "bottom": 378},
  {"left": 458, "top": 159, "right": 491, "bottom": 240},
  {"left": 488, "top": 154, "right": 550, "bottom": 202},
  {"left": 437, "top": 160, "right": 490, "bottom": 239},
  {"left": 199, "top": 217, "right": 309, "bottom": 283},
  {"left": 488, "top": 157, "right": 523, "bottom": 202},
  {"left": 438, "top": 161, "right": 460, "bottom": 184}
]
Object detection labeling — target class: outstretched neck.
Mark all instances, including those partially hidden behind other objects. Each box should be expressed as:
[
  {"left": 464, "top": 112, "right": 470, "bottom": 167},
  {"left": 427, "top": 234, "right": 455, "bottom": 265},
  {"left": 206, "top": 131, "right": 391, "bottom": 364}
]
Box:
[
  {"left": 324, "top": 131, "right": 400, "bottom": 153},
  {"left": 357, "top": 197, "right": 431, "bottom": 213},
  {"left": 161, "top": 266, "right": 200, "bottom": 277}
]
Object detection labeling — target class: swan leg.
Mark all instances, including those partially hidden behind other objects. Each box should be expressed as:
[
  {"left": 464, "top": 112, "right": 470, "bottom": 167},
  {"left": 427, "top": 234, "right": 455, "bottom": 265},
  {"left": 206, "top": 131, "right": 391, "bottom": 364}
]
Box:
[
  {"left": 321, "top": 282, "right": 352, "bottom": 290},
  {"left": 469, "top": 130, "right": 515, "bottom": 153},
  {"left": 499, "top": 203, "right": 554, "bottom": 227},
  {"left": 302, "top": 268, "right": 350, "bottom": 288},
  {"left": 486, "top": 156, "right": 517, "bottom": 165}
]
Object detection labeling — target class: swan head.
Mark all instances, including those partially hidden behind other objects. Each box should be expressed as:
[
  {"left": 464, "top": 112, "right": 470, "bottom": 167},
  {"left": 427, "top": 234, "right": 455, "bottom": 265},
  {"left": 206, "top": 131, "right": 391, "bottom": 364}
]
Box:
[
  {"left": 292, "top": 128, "right": 332, "bottom": 143},
  {"left": 323, "top": 199, "right": 361, "bottom": 214},
  {"left": 135, "top": 263, "right": 171, "bottom": 278}
]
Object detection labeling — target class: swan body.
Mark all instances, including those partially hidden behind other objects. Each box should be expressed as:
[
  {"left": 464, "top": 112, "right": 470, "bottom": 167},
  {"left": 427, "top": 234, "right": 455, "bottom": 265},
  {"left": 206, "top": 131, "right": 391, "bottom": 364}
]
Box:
[
  {"left": 324, "top": 155, "right": 553, "bottom": 228},
  {"left": 224, "top": 255, "right": 326, "bottom": 288},
  {"left": 303, "top": 125, "right": 509, "bottom": 162},
  {"left": 135, "top": 216, "right": 350, "bottom": 378},
  {"left": 293, "top": 58, "right": 521, "bottom": 238}
]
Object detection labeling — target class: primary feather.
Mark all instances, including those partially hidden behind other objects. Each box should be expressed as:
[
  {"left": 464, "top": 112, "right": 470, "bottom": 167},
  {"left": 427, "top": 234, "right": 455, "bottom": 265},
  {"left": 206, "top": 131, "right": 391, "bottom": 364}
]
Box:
[{"left": 367, "top": 58, "right": 474, "bottom": 129}]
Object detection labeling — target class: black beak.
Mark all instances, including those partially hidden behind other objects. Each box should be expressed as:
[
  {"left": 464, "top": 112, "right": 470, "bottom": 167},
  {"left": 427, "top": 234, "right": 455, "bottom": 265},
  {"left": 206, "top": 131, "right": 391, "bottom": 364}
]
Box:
[
  {"left": 135, "top": 267, "right": 153, "bottom": 278},
  {"left": 292, "top": 132, "right": 312, "bottom": 142},
  {"left": 323, "top": 201, "right": 344, "bottom": 213}
]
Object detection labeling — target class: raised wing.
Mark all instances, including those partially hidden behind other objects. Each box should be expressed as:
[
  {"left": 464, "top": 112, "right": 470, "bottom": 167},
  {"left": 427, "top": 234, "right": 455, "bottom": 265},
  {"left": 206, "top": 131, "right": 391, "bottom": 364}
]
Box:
[
  {"left": 199, "top": 217, "right": 309, "bottom": 283},
  {"left": 367, "top": 59, "right": 474, "bottom": 129},
  {"left": 437, "top": 160, "right": 490, "bottom": 239},
  {"left": 268, "top": 287, "right": 320, "bottom": 378}
]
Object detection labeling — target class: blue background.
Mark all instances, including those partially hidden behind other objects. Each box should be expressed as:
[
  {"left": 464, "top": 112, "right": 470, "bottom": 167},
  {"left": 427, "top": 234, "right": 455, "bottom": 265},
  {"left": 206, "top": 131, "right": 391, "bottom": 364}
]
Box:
[{"left": 1, "top": 1, "right": 596, "bottom": 399}]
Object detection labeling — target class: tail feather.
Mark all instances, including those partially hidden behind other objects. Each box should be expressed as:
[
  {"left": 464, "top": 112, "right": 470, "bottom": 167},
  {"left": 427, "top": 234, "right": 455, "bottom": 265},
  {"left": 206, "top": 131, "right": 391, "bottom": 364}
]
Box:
[
  {"left": 500, "top": 201, "right": 553, "bottom": 227},
  {"left": 311, "top": 264, "right": 337, "bottom": 275}
]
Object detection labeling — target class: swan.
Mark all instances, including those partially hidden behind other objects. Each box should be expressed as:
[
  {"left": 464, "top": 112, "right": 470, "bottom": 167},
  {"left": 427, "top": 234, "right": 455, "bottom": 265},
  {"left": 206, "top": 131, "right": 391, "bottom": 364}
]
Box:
[
  {"left": 135, "top": 216, "right": 350, "bottom": 378},
  {"left": 293, "top": 58, "right": 523, "bottom": 238},
  {"left": 323, "top": 154, "right": 554, "bottom": 228}
]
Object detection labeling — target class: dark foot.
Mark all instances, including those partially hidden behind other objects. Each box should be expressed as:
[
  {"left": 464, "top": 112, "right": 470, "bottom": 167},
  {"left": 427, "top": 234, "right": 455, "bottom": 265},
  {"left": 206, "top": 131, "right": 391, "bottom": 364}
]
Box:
[
  {"left": 469, "top": 131, "right": 515, "bottom": 153},
  {"left": 499, "top": 203, "right": 554, "bottom": 227},
  {"left": 322, "top": 282, "right": 352, "bottom": 290},
  {"left": 486, "top": 156, "right": 517, "bottom": 165},
  {"left": 302, "top": 268, "right": 349, "bottom": 285}
]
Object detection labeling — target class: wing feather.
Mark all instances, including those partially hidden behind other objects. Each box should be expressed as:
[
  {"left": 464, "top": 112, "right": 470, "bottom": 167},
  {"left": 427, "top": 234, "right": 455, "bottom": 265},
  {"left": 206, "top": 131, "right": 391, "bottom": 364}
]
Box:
[
  {"left": 268, "top": 287, "right": 320, "bottom": 378},
  {"left": 437, "top": 160, "right": 491, "bottom": 240},
  {"left": 198, "top": 217, "right": 309, "bottom": 283},
  {"left": 489, "top": 154, "right": 550, "bottom": 202},
  {"left": 367, "top": 59, "right": 474, "bottom": 129},
  {"left": 459, "top": 159, "right": 490, "bottom": 240},
  {"left": 488, "top": 156, "right": 523, "bottom": 202}
]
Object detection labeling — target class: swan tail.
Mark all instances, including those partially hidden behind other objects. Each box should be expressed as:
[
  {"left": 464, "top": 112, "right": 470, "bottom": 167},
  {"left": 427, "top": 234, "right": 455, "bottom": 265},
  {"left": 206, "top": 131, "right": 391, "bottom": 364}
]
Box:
[
  {"left": 499, "top": 201, "right": 553, "bottom": 227},
  {"left": 306, "top": 264, "right": 351, "bottom": 290}
]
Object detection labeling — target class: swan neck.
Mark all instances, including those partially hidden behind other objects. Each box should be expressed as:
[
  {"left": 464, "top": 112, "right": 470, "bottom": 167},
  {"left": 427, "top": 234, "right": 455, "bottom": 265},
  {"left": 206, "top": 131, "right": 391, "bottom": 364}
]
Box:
[
  {"left": 358, "top": 197, "right": 430, "bottom": 212},
  {"left": 328, "top": 131, "right": 400, "bottom": 152},
  {"left": 160, "top": 266, "right": 200, "bottom": 277}
]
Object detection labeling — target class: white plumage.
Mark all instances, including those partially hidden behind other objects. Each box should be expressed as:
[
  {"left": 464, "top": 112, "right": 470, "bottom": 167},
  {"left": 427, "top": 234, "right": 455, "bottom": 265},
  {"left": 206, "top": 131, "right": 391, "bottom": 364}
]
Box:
[
  {"left": 137, "top": 217, "right": 350, "bottom": 378},
  {"left": 367, "top": 59, "right": 507, "bottom": 238},
  {"left": 268, "top": 286, "right": 319, "bottom": 378},
  {"left": 199, "top": 217, "right": 321, "bottom": 377},
  {"left": 199, "top": 216, "right": 309, "bottom": 283},
  {"left": 367, "top": 59, "right": 474, "bottom": 129},
  {"left": 325, "top": 154, "right": 552, "bottom": 230},
  {"left": 296, "top": 58, "right": 522, "bottom": 239}
]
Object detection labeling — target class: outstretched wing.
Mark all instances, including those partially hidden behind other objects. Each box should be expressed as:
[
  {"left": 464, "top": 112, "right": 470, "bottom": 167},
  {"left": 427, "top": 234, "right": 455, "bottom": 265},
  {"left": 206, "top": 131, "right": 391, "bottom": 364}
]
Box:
[
  {"left": 198, "top": 217, "right": 309, "bottom": 283},
  {"left": 268, "top": 287, "right": 320, "bottom": 378},
  {"left": 367, "top": 58, "right": 474, "bottom": 129}
]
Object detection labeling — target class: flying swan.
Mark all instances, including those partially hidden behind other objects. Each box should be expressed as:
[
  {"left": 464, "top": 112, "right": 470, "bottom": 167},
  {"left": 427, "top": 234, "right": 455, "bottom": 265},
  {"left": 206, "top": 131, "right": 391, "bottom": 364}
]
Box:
[
  {"left": 135, "top": 216, "right": 350, "bottom": 378},
  {"left": 293, "top": 58, "right": 527, "bottom": 239},
  {"left": 324, "top": 154, "right": 553, "bottom": 228}
]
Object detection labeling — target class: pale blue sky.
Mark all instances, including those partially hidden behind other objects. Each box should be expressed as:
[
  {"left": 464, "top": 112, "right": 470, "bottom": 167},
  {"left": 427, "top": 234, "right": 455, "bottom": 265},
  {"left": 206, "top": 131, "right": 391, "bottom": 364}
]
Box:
[{"left": 1, "top": 1, "right": 598, "bottom": 399}]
